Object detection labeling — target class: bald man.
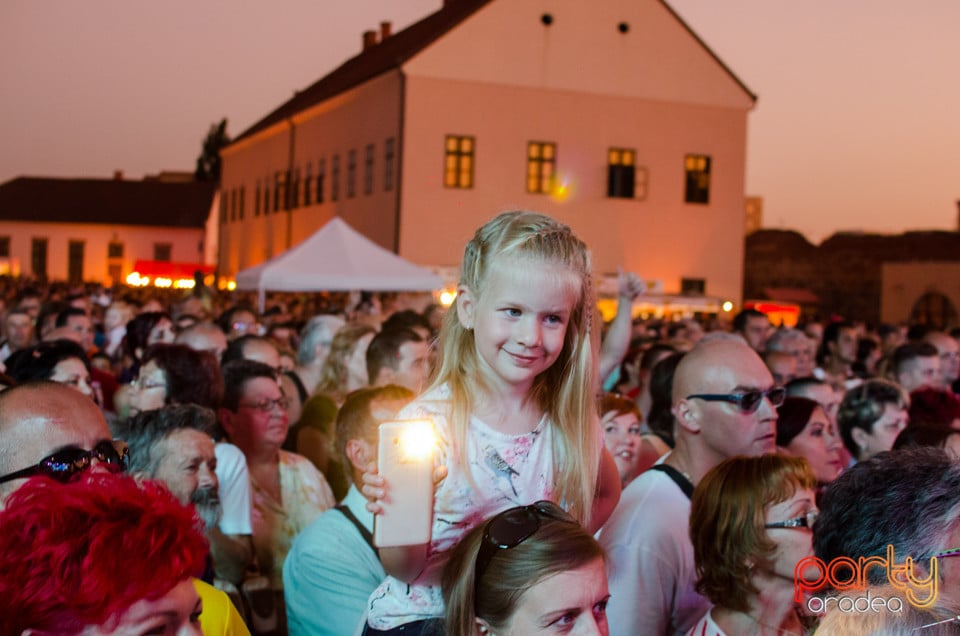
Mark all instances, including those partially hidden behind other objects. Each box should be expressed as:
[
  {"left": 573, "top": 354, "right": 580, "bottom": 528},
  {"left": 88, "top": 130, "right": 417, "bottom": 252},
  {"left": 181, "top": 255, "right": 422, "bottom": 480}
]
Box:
[
  {"left": 0, "top": 381, "right": 114, "bottom": 507},
  {"left": 600, "top": 340, "right": 782, "bottom": 635}
]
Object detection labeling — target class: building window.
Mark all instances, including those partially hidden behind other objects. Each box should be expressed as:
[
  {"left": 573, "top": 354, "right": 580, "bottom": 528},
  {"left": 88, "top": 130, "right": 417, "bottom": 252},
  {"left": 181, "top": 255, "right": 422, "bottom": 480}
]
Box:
[
  {"left": 239, "top": 187, "right": 245, "bottom": 220},
  {"left": 31, "top": 238, "right": 47, "bottom": 279},
  {"left": 255, "top": 180, "right": 261, "bottom": 216},
  {"left": 527, "top": 141, "right": 556, "bottom": 194},
  {"left": 684, "top": 154, "right": 711, "bottom": 204},
  {"left": 0, "top": 236, "right": 11, "bottom": 259},
  {"left": 290, "top": 167, "right": 301, "bottom": 209},
  {"left": 219, "top": 194, "right": 227, "bottom": 224},
  {"left": 331, "top": 155, "right": 340, "bottom": 201},
  {"left": 230, "top": 189, "right": 237, "bottom": 221},
  {"left": 264, "top": 181, "right": 271, "bottom": 214},
  {"left": 385, "top": 137, "right": 395, "bottom": 191},
  {"left": 108, "top": 242, "right": 123, "bottom": 259},
  {"left": 304, "top": 164, "right": 313, "bottom": 206},
  {"left": 275, "top": 171, "right": 287, "bottom": 212},
  {"left": 680, "top": 278, "right": 706, "bottom": 296},
  {"left": 347, "top": 149, "right": 357, "bottom": 198},
  {"left": 317, "top": 159, "right": 326, "bottom": 203},
  {"left": 444, "top": 135, "right": 474, "bottom": 189},
  {"left": 607, "top": 148, "right": 636, "bottom": 198},
  {"left": 68, "top": 240, "right": 84, "bottom": 285},
  {"left": 154, "top": 243, "right": 172, "bottom": 262},
  {"left": 364, "top": 144, "right": 375, "bottom": 195}
]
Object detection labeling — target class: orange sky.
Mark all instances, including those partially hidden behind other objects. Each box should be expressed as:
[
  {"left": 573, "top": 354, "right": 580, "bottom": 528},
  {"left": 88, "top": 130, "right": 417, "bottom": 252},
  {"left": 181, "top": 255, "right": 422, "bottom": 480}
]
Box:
[{"left": 2, "top": 0, "right": 958, "bottom": 243}]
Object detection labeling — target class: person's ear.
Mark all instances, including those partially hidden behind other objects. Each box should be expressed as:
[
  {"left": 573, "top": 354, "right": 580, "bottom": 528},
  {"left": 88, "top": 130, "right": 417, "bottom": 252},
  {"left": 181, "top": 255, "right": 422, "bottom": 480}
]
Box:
[
  {"left": 850, "top": 426, "right": 869, "bottom": 454},
  {"left": 345, "top": 439, "right": 375, "bottom": 472},
  {"left": 474, "top": 617, "right": 493, "bottom": 635},
  {"left": 457, "top": 285, "right": 475, "bottom": 330},
  {"left": 217, "top": 407, "right": 236, "bottom": 439},
  {"left": 674, "top": 399, "right": 701, "bottom": 434}
]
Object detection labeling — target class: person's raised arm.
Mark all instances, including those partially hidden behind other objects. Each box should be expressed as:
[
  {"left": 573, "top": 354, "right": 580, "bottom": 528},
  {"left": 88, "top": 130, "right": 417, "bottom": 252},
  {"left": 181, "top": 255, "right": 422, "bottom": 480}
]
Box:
[{"left": 598, "top": 270, "right": 645, "bottom": 383}]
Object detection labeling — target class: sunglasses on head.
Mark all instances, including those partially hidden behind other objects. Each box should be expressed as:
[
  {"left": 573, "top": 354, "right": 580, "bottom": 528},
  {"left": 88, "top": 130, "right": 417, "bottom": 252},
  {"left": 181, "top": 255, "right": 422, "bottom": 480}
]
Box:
[
  {"left": 0, "top": 439, "right": 129, "bottom": 485},
  {"left": 686, "top": 386, "right": 787, "bottom": 414},
  {"left": 474, "top": 501, "right": 577, "bottom": 589}
]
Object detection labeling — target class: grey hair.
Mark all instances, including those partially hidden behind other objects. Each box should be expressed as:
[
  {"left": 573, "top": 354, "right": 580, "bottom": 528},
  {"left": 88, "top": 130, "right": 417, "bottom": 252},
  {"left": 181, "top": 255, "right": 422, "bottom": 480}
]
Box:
[
  {"left": 814, "top": 447, "right": 960, "bottom": 586},
  {"left": 766, "top": 327, "right": 810, "bottom": 352},
  {"left": 297, "top": 315, "right": 344, "bottom": 366},
  {"left": 116, "top": 404, "right": 219, "bottom": 477}
]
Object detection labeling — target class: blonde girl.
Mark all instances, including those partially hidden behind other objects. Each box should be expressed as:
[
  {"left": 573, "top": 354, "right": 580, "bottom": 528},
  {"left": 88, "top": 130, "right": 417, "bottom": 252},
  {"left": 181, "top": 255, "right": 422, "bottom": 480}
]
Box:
[{"left": 363, "top": 211, "right": 620, "bottom": 635}]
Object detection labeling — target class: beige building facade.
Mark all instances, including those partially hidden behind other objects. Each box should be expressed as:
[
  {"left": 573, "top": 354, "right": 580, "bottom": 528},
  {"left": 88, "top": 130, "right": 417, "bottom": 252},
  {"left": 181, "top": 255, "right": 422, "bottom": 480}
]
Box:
[
  {"left": 881, "top": 261, "right": 960, "bottom": 328},
  {"left": 220, "top": 0, "right": 755, "bottom": 304}
]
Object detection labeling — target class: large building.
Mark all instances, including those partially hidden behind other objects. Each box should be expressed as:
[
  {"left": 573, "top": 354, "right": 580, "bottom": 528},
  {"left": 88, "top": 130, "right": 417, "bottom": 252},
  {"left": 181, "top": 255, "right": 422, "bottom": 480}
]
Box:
[
  {"left": 0, "top": 173, "right": 216, "bottom": 285},
  {"left": 219, "top": 0, "right": 756, "bottom": 309}
]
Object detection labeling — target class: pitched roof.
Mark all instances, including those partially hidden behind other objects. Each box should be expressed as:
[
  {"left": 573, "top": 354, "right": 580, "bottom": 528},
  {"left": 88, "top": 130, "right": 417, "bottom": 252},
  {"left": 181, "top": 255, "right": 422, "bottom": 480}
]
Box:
[
  {"left": 232, "top": 0, "right": 754, "bottom": 145},
  {"left": 0, "top": 177, "right": 216, "bottom": 228},
  {"left": 233, "top": 0, "right": 495, "bottom": 144}
]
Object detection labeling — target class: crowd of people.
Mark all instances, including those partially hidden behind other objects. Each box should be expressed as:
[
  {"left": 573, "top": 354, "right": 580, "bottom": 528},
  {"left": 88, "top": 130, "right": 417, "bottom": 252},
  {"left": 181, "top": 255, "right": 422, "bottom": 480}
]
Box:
[{"left": 1, "top": 210, "right": 960, "bottom": 635}]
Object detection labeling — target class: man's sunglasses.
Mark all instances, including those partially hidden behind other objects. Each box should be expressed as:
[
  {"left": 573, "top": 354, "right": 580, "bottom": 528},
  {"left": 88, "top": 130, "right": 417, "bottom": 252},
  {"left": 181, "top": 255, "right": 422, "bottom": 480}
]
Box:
[
  {"left": 0, "top": 439, "right": 129, "bottom": 484},
  {"left": 474, "top": 500, "right": 576, "bottom": 589},
  {"left": 686, "top": 386, "right": 787, "bottom": 414}
]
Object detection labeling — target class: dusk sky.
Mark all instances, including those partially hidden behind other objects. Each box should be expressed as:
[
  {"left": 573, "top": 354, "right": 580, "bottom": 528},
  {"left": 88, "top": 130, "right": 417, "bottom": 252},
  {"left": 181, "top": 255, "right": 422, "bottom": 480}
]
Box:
[{"left": 2, "top": 0, "right": 958, "bottom": 243}]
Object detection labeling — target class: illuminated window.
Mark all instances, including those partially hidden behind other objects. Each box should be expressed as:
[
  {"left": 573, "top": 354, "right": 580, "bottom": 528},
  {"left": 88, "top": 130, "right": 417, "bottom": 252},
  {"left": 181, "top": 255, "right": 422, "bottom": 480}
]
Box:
[
  {"left": 364, "top": 144, "right": 375, "bottom": 195},
  {"left": 304, "top": 164, "right": 313, "bottom": 206},
  {"left": 527, "top": 142, "right": 556, "bottom": 194},
  {"left": 684, "top": 154, "right": 711, "bottom": 204},
  {"left": 317, "top": 158, "right": 326, "bottom": 203},
  {"left": 385, "top": 138, "right": 395, "bottom": 191},
  {"left": 607, "top": 148, "right": 635, "bottom": 198},
  {"left": 332, "top": 155, "right": 340, "bottom": 201},
  {"left": 444, "top": 135, "right": 474, "bottom": 189}
]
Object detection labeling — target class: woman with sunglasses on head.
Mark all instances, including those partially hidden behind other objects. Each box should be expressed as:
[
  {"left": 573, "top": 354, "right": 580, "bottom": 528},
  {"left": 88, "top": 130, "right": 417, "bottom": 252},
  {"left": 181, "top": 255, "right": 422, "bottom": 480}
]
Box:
[
  {"left": 687, "top": 455, "right": 818, "bottom": 636},
  {"left": 442, "top": 501, "right": 610, "bottom": 636}
]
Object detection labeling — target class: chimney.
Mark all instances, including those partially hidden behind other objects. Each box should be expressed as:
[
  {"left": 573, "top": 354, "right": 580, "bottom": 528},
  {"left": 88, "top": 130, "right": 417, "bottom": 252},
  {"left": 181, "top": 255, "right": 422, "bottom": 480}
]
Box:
[
  {"left": 380, "top": 21, "right": 392, "bottom": 40},
  {"left": 362, "top": 30, "right": 378, "bottom": 50},
  {"left": 113, "top": 170, "right": 124, "bottom": 180}
]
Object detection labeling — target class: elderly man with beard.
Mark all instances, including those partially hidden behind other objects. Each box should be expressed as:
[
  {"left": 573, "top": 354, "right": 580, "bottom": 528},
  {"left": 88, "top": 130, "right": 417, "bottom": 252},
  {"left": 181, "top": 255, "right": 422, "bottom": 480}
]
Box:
[{"left": 119, "top": 404, "right": 251, "bottom": 586}]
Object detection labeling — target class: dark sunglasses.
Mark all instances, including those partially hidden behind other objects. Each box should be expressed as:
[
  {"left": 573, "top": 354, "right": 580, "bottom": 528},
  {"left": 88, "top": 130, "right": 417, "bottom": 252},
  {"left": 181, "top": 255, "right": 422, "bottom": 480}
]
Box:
[
  {"left": 0, "top": 439, "right": 129, "bottom": 484},
  {"left": 474, "top": 501, "right": 576, "bottom": 589},
  {"left": 686, "top": 386, "right": 787, "bottom": 414}
]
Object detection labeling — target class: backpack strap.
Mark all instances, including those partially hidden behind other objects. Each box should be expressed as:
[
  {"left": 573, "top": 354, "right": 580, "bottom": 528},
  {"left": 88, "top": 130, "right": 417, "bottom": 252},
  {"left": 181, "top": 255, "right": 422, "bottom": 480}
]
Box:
[
  {"left": 335, "top": 504, "right": 379, "bottom": 558},
  {"left": 648, "top": 464, "right": 694, "bottom": 499}
]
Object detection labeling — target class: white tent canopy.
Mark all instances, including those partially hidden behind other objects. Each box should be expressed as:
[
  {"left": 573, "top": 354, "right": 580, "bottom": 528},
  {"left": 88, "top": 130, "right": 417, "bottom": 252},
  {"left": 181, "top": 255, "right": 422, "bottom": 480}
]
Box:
[{"left": 234, "top": 217, "right": 443, "bottom": 308}]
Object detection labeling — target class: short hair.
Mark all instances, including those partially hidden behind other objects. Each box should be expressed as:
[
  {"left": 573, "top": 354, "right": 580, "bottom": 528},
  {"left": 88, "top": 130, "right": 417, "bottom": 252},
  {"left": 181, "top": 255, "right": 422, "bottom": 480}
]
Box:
[
  {"left": 814, "top": 447, "right": 960, "bottom": 586},
  {"left": 3, "top": 306, "right": 31, "bottom": 325},
  {"left": 442, "top": 507, "right": 604, "bottom": 636},
  {"left": 639, "top": 343, "right": 677, "bottom": 373},
  {"left": 837, "top": 379, "right": 907, "bottom": 456},
  {"left": 647, "top": 352, "right": 685, "bottom": 443},
  {"left": 117, "top": 404, "right": 219, "bottom": 477},
  {"left": 221, "top": 359, "right": 278, "bottom": 411},
  {"left": 785, "top": 376, "right": 828, "bottom": 396},
  {"left": 221, "top": 334, "right": 275, "bottom": 366},
  {"left": 218, "top": 305, "right": 258, "bottom": 335},
  {"left": 141, "top": 343, "right": 223, "bottom": 410},
  {"left": 334, "top": 385, "right": 415, "bottom": 475},
  {"left": 815, "top": 583, "right": 960, "bottom": 635},
  {"left": 54, "top": 306, "right": 87, "bottom": 328},
  {"left": 5, "top": 339, "right": 90, "bottom": 383},
  {"left": 732, "top": 308, "right": 767, "bottom": 334},
  {"left": 889, "top": 342, "right": 939, "bottom": 378},
  {"left": 366, "top": 327, "right": 423, "bottom": 386},
  {"left": 600, "top": 393, "right": 640, "bottom": 420},
  {"left": 816, "top": 320, "right": 856, "bottom": 366},
  {"left": 908, "top": 387, "right": 960, "bottom": 429},
  {"left": 0, "top": 473, "right": 207, "bottom": 635},
  {"left": 893, "top": 424, "right": 960, "bottom": 451},
  {"left": 776, "top": 396, "right": 821, "bottom": 447},
  {"left": 691, "top": 454, "right": 815, "bottom": 612},
  {"left": 381, "top": 310, "right": 432, "bottom": 336},
  {"left": 124, "top": 311, "right": 172, "bottom": 359},
  {"left": 297, "top": 315, "right": 343, "bottom": 366},
  {"left": 765, "top": 327, "right": 809, "bottom": 353}
]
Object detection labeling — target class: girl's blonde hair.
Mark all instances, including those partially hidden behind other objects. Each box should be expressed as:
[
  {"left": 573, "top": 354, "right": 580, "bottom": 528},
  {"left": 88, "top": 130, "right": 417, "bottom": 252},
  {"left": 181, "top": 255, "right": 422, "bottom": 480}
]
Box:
[
  {"left": 316, "top": 323, "right": 376, "bottom": 402},
  {"left": 432, "top": 211, "right": 600, "bottom": 526}
]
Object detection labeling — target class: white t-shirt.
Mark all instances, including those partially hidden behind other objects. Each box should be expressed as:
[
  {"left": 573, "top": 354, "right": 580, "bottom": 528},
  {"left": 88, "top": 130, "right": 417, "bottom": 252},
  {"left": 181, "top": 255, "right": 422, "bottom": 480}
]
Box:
[
  {"left": 215, "top": 442, "right": 252, "bottom": 535},
  {"left": 366, "top": 384, "right": 557, "bottom": 629}
]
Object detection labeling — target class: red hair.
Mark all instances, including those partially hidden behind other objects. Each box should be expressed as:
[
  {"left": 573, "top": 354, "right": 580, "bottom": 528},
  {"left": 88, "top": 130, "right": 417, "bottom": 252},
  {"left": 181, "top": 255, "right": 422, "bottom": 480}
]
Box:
[{"left": 0, "top": 473, "right": 208, "bottom": 634}]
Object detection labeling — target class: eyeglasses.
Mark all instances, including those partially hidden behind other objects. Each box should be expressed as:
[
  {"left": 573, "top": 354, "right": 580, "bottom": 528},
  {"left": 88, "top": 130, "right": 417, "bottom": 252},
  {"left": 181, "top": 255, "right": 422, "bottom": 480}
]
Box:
[
  {"left": 686, "top": 386, "right": 787, "bottom": 413},
  {"left": 765, "top": 509, "right": 818, "bottom": 530},
  {"left": 237, "top": 396, "right": 291, "bottom": 413},
  {"left": 474, "top": 501, "right": 576, "bottom": 589},
  {"left": 934, "top": 547, "right": 960, "bottom": 560},
  {"left": 0, "top": 439, "right": 130, "bottom": 484},
  {"left": 131, "top": 376, "right": 166, "bottom": 391}
]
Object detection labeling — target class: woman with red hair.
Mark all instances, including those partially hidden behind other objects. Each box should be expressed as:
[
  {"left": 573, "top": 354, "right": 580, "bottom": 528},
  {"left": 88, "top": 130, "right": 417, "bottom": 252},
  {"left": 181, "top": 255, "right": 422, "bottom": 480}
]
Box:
[{"left": 0, "top": 472, "right": 209, "bottom": 635}]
